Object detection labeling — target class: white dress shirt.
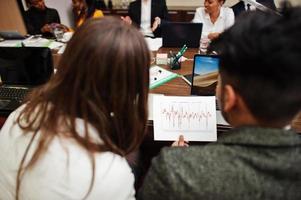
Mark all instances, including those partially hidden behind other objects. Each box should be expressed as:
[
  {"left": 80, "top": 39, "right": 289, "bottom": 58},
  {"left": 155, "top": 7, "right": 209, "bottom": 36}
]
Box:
[
  {"left": 244, "top": 1, "right": 256, "bottom": 10},
  {"left": 140, "top": 0, "right": 154, "bottom": 37},
  {"left": 192, "top": 7, "right": 235, "bottom": 38},
  {"left": 0, "top": 106, "right": 135, "bottom": 200}
]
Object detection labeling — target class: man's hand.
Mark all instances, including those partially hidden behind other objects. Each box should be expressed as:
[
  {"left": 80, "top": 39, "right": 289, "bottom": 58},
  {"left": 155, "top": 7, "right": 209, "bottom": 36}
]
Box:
[
  {"left": 208, "top": 32, "right": 220, "bottom": 40},
  {"left": 171, "top": 135, "right": 189, "bottom": 147},
  {"left": 151, "top": 17, "right": 161, "bottom": 32},
  {"left": 41, "top": 24, "right": 52, "bottom": 33}
]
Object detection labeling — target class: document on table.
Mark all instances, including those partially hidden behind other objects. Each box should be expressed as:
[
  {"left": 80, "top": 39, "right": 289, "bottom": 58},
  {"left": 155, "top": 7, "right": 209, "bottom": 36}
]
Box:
[
  {"left": 153, "top": 95, "right": 217, "bottom": 141},
  {"left": 144, "top": 37, "right": 162, "bottom": 51},
  {"left": 0, "top": 40, "right": 22, "bottom": 47}
]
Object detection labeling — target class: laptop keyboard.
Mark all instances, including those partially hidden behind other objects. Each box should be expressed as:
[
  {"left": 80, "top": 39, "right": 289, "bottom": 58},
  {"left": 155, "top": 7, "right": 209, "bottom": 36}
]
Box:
[{"left": 0, "top": 87, "right": 29, "bottom": 102}]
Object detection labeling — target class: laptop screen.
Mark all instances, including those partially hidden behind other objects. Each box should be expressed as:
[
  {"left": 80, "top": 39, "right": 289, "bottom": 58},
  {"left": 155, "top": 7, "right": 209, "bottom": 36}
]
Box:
[
  {"left": 0, "top": 47, "right": 53, "bottom": 86},
  {"left": 191, "top": 54, "right": 219, "bottom": 96},
  {"left": 162, "top": 22, "right": 202, "bottom": 48}
]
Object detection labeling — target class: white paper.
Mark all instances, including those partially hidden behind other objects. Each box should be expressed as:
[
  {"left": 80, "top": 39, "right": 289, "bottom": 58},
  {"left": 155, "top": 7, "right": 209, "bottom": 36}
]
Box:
[
  {"left": 153, "top": 95, "right": 217, "bottom": 141},
  {"left": 216, "top": 110, "right": 229, "bottom": 126},
  {"left": 148, "top": 93, "right": 164, "bottom": 121},
  {"left": 22, "top": 37, "right": 51, "bottom": 47},
  {"left": 0, "top": 40, "right": 22, "bottom": 47},
  {"left": 145, "top": 37, "right": 162, "bottom": 51},
  {"left": 48, "top": 41, "right": 64, "bottom": 49},
  {"left": 57, "top": 44, "right": 66, "bottom": 54}
]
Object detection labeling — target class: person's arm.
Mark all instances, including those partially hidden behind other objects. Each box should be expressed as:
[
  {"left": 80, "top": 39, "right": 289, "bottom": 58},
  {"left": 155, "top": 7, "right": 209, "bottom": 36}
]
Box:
[
  {"left": 138, "top": 148, "right": 177, "bottom": 200},
  {"left": 192, "top": 7, "right": 202, "bottom": 23},
  {"left": 152, "top": 0, "right": 169, "bottom": 37},
  {"left": 225, "top": 8, "right": 235, "bottom": 29},
  {"left": 24, "top": 11, "right": 38, "bottom": 35},
  {"left": 53, "top": 9, "right": 61, "bottom": 24},
  {"left": 161, "top": 0, "right": 169, "bottom": 21}
]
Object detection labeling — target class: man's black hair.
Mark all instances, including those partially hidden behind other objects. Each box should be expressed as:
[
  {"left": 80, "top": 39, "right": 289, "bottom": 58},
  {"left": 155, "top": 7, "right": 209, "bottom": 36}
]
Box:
[{"left": 210, "top": 5, "right": 301, "bottom": 124}]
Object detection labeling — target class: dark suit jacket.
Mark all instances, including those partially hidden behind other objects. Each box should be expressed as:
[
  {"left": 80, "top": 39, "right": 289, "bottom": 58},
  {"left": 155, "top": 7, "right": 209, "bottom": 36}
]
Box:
[
  {"left": 232, "top": 0, "right": 276, "bottom": 17},
  {"left": 128, "top": 0, "right": 169, "bottom": 37},
  {"left": 25, "top": 7, "right": 60, "bottom": 36}
]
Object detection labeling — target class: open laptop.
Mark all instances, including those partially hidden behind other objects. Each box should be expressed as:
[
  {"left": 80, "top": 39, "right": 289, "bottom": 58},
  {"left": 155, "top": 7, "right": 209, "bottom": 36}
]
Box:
[
  {"left": 161, "top": 22, "right": 202, "bottom": 48},
  {"left": 0, "top": 47, "right": 53, "bottom": 115},
  {"left": 191, "top": 54, "right": 219, "bottom": 96}
]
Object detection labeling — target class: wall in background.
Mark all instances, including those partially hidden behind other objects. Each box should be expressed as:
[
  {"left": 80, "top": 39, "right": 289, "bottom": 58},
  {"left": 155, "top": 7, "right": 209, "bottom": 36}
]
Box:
[
  {"left": 0, "top": 0, "right": 27, "bottom": 35},
  {"left": 18, "top": 0, "right": 301, "bottom": 29}
]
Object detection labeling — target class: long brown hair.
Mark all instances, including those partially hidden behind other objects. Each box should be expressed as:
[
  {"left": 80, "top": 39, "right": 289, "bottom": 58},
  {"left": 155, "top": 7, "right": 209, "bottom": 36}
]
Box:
[{"left": 16, "top": 17, "right": 150, "bottom": 199}]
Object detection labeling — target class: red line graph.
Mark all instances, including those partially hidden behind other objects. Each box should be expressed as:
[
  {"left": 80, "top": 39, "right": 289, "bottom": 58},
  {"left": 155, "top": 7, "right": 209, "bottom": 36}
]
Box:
[{"left": 160, "top": 102, "right": 213, "bottom": 131}]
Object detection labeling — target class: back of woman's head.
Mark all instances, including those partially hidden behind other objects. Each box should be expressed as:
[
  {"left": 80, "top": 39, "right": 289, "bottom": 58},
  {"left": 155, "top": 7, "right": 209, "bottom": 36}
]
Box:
[{"left": 20, "top": 17, "right": 150, "bottom": 155}]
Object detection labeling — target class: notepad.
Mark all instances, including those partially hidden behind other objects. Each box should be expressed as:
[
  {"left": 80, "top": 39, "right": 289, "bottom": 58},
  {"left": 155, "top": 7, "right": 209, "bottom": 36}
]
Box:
[{"left": 149, "top": 66, "right": 179, "bottom": 89}]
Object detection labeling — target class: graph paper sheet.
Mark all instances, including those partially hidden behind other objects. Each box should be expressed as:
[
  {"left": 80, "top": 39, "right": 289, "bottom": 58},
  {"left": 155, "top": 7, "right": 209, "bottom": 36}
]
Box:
[{"left": 153, "top": 96, "right": 217, "bottom": 141}]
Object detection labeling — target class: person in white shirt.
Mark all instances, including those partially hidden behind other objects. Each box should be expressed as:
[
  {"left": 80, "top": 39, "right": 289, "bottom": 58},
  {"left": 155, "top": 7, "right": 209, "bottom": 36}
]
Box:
[
  {"left": 192, "top": 0, "right": 234, "bottom": 40},
  {"left": 121, "top": 0, "right": 169, "bottom": 37},
  {"left": 0, "top": 17, "right": 150, "bottom": 200}
]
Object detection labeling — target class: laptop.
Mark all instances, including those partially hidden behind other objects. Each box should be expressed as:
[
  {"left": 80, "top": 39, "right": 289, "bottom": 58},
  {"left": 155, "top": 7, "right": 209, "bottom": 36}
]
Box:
[
  {"left": 0, "top": 31, "right": 26, "bottom": 40},
  {"left": 0, "top": 47, "right": 53, "bottom": 115},
  {"left": 191, "top": 54, "right": 219, "bottom": 96},
  {"left": 161, "top": 22, "right": 202, "bottom": 48}
]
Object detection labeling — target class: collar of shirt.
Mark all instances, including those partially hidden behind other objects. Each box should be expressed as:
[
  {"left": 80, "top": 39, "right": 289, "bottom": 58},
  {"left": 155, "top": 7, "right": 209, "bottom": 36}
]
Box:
[
  {"left": 204, "top": 7, "right": 225, "bottom": 22},
  {"left": 244, "top": 1, "right": 256, "bottom": 10}
]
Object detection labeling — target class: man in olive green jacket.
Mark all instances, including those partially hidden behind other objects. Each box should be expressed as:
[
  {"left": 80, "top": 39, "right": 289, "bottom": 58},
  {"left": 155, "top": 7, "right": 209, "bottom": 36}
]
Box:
[{"left": 139, "top": 5, "right": 301, "bottom": 200}]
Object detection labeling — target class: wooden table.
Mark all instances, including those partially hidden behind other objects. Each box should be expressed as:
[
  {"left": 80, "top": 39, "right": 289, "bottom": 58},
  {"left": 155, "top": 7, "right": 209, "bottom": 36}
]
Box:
[{"left": 53, "top": 48, "right": 301, "bottom": 133}]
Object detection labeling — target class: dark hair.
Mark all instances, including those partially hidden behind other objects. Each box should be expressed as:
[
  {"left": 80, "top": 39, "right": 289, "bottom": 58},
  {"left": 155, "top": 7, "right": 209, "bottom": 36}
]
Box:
[
  {"left": 16, "top": 17, "right": 150, "bottom": 199},
  {"left": 210, "top": 6, "right": 301, "bottom": 124}
]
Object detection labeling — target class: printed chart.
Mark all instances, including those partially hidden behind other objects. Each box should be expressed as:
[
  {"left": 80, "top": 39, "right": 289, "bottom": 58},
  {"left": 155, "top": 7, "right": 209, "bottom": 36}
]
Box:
[
  {"left": 153, "top": 96, "right": 217, "bottom": 141},
  {"left": 161, "top": 101, "right": 213, "bottom": 131}
]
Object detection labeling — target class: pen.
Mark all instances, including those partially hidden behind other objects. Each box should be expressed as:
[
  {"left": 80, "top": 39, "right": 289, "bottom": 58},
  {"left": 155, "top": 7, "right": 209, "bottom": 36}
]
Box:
[
  {"left": 174, "top": 45, "right": 188, "bottom": 63},
  {"left": 181, "top": 75, "right": 191, "bottom": 86},
  {"left": 176, "top": 44, "right": 187, "bottom": 58}
]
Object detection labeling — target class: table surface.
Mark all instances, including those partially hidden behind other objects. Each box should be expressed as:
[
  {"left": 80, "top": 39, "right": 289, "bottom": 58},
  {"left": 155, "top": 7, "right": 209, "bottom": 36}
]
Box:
[
  {"left": 150, "top": 48, "right": 301, "bottom": 133},
  {"left": 53, "top": 47, "right": 301, "bottom": 133}
]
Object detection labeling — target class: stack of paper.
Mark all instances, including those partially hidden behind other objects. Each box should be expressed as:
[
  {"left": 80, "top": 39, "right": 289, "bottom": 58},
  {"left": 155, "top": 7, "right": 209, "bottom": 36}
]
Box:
[{"left": 145, "top": 37, "right": 162, "bottom": 51}]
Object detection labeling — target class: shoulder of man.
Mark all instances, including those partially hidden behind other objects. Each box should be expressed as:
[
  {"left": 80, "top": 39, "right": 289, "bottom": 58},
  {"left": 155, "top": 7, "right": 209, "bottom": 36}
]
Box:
[{"left": 138, "top": 144, "right": 238, "bottom": 200}]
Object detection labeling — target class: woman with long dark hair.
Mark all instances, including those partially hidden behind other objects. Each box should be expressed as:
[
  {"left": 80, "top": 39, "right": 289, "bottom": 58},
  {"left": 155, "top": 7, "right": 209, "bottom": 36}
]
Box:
[{"left": 0, "top": 17, "right": 150, "bottom": 200}]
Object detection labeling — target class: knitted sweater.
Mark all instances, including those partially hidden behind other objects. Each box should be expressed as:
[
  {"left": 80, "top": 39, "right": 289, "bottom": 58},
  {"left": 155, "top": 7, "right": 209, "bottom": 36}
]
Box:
[{"left": 139, "top": 126, "right": 301, "bottom": 200}]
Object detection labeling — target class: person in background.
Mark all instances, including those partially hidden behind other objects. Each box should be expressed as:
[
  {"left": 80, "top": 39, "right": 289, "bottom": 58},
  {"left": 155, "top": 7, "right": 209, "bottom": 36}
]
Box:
[
  {"left": 24, "top": 0, "right": 68, "bottom": 37},
  {"left": 96, "top": 0, "right": 107, "bottom": 9},
  {"left": 232, "top": 0, "right": 276, "bottom": 17},
  {"left": 139, "top": 5, "right": 301, "bottom": 200},
  {"left": 72, "top": 0, "right": 104, "bottom": 27},
  {"left": 0, "top": 17, "right": 150, "bottom": 200},
  {"left": 192, "top": 0, "right": 234, "bottom": 40},
  {"left": 122, "top": 0, "right": 169, "bottom": 38}
]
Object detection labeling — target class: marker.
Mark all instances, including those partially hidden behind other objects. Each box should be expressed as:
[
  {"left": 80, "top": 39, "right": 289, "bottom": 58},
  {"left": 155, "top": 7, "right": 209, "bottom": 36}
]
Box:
[{"left": 174, "top": 45, "right": 188, "bottom": 63}]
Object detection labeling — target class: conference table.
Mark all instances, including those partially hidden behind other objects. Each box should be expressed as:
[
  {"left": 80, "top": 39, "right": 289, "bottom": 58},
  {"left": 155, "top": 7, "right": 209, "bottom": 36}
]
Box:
[{"left": 53, "top": 47, "right": 301, "bottom": 133}]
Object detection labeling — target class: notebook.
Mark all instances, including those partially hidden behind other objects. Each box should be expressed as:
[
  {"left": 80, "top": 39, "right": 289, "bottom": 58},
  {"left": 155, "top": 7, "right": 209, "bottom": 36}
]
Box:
[
  {"left": 161, "top": 22, "right": 202, "bottom": 48},
  {"left": 191, "top": 54, "right": 219, "bottom": 96},
  {"left": 0, "top": 47, "right": 53, "bottom": 115}
]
